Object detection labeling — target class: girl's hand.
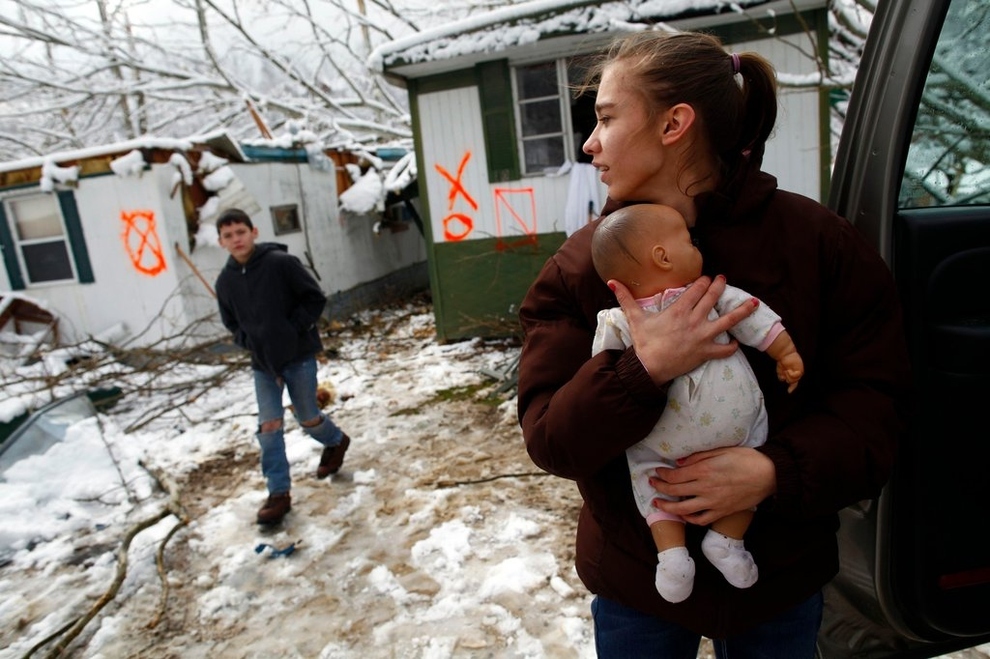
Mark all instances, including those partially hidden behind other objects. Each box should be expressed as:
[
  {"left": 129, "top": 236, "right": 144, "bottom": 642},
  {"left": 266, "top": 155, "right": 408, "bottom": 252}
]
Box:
[
  {"left": 649, "top": 447, "right": 777, "bottom": 526},
  {"left": 608, "top": 275, "right": 758, "bottom": 386}
]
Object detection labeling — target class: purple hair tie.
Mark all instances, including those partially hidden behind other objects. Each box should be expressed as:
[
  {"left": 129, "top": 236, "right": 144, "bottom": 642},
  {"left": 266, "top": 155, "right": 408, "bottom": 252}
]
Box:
[{"left": 730, "top": 53, "right": 741, "bottom": 74}]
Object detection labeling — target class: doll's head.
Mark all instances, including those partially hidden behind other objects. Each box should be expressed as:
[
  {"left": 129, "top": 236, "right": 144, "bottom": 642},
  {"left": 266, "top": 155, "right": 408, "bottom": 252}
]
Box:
[{"left": 591, "top": 203, "right": 703, "bottom": 299}]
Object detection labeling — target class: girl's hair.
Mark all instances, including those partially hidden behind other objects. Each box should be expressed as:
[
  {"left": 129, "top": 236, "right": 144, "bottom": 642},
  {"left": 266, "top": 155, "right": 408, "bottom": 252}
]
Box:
[{"left": 581, "top": 30, "right": 778, "bottom": 193}]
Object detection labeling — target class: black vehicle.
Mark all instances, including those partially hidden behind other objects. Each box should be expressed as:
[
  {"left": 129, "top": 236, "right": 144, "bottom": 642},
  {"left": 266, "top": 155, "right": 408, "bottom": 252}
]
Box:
[{"left": 824, "top": 0, "right": 990, "bottom": 656}]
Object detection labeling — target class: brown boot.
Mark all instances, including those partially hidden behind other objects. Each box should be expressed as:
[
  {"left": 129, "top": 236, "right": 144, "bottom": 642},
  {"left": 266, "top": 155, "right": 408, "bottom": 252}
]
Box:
[
  {"left": 257, "top": 492, "right": 291, "bottom": 525},
  {"left": 317, "top": 434, "right": 350, "bottom": 479}
]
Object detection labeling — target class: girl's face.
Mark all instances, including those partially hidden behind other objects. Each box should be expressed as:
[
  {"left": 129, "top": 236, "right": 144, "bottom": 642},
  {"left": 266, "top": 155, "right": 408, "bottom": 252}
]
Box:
[{"left": 583, "top": 65, "right": 667, "bottom": 203}]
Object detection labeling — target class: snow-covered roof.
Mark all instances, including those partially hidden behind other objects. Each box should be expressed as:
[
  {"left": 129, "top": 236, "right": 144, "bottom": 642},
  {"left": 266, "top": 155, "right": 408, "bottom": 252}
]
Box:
[
  {"left": 0, "top": 130, "right": 250, "bottom": 177},
  {"left": 0, "top": 136, "right": 195, "bottom": 176},
  {"left": 371, "top": 0, "right": 824, "bottom": 78}
]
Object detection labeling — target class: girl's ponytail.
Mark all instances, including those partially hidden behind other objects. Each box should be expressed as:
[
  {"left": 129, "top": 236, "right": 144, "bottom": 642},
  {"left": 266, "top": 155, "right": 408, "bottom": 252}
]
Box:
[{"left": 734, "top": 52, "right": 779, "bottom": 167}]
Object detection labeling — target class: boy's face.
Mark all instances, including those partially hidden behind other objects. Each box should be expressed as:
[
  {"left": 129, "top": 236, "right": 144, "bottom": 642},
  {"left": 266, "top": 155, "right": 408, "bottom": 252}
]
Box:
[{"left": 218, "top": 221, "right": 259, "bottom": 264}]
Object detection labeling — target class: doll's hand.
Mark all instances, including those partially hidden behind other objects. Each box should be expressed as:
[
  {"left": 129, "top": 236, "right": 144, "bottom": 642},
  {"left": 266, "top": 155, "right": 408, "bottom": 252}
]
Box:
[
  {"left": 609, "top": 275, "right": 758, "bottom": 387},
  {"left": 776, "top": 353, "right": 805, "bottom": 393}
]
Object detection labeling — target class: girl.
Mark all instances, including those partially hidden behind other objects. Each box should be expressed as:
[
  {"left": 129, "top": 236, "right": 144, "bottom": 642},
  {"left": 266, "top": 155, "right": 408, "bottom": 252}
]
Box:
[{"left": 517, "top": 31, "right": 910, "bottom": 658}]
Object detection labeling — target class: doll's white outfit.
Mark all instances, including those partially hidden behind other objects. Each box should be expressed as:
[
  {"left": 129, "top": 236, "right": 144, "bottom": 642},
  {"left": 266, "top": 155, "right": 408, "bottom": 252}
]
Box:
[{"left": 592, "top": 283, "right": 784, "bottom": 525}]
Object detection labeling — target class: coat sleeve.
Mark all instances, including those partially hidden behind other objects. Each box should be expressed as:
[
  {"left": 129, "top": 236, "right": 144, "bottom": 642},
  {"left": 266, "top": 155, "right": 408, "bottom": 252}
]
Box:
[
  {"left": 517, "top": 255, "right": 668, "bottom": 480},
  {"left": 591, "top": 308, "right": 632, "bottom": 356},
  {"left": 758, "top": 220, "right": 911, "bottom": 519}
]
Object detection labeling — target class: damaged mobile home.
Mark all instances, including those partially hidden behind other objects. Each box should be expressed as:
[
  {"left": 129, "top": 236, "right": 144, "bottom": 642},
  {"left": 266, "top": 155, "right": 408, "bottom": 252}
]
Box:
[{"left": 0, "top": 132, "right": 427, "bottom": 351}]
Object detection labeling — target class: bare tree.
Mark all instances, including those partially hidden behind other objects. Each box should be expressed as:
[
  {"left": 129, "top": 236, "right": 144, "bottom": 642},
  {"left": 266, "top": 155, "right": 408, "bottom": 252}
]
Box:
[
  {"left": 0, "top": 0, "right": 449, "bottom": 159},
  {"left": 0, "top": 0, "right": 883, "bottom": 165}
]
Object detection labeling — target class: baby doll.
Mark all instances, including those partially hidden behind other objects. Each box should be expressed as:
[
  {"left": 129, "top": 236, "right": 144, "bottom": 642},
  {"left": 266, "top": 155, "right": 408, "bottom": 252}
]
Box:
[{"left": 590, "top": 203, "right": 804, "bottom": 603}]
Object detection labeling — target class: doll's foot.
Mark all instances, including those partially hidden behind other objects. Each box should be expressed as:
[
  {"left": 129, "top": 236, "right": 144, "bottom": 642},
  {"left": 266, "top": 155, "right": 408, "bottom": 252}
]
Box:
[
  {"left": 701, "top": 530, "right": 758, "bottom": 589},
  {"left": 655, "top": 547, "right": 696, "bottom": 603}
]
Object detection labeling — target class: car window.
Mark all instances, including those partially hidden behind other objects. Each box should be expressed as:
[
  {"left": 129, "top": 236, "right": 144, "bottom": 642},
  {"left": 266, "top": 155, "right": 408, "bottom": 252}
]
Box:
[{"left": 899, "top": 0, "right": 990, "bottom": 209}]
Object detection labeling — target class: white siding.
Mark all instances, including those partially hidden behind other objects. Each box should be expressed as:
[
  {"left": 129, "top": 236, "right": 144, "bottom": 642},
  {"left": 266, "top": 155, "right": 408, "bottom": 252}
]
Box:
[
  {"left": 419, "top": 87, "right": 494, "bottom": 242},
  {"left": 224, "top": 162, "right": 426, "bottom": 297},
  {"left": 741, "top": 35, "right": 824, "bottom": 202},
  {"left": 419, "top": 87, "right": 600, "bottom": 243},
  {"left": 0, "top": 168, "right": 196, "bottom": 346}
]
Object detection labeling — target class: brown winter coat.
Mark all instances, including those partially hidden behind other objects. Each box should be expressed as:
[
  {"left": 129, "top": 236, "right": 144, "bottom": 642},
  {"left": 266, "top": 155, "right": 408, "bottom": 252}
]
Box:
[{"left": 517, "top": 167, "right": 911, "bottom": 638}]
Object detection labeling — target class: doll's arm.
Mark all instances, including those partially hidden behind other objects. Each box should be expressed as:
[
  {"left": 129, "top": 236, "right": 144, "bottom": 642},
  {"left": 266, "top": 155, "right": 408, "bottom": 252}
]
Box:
[{"left": 766, "top": 330, "right": 804, "bottom": 393}]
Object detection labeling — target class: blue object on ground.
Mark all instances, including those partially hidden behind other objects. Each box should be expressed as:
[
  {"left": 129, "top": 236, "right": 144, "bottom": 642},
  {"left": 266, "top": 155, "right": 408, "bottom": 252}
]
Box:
[{"left": 254, "top": 542, "right": 297, "bottom": 558}]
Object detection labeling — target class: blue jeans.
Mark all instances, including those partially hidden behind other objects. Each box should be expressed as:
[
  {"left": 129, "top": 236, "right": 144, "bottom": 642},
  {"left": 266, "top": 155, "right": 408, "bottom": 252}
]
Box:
[
  {"left": 253, "top": 356, "right": 344, "bottom": 495},
  {"left": 592, "top": 591, "right": 823, "bottom": 659}
]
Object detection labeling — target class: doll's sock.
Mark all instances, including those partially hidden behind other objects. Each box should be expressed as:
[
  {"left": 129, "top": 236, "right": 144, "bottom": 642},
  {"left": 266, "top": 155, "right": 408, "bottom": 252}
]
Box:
[
  {"left": 701, "top": 530, "right": 758, "bottom": 589},
  {"left": 655, "top": 546, "right": 696, "bottom": 603}
]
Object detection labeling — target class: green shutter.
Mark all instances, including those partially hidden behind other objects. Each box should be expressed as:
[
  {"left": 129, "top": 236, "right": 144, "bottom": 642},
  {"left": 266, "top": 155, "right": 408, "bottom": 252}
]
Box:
[
  {"left": 476, "top": 60, "right": 520, "bottom": 183},
  {"left": 57, "top": 190, "right": 94, "bottom": 284},
  {"left": 0, "top": 202, "right": 26, "bottom": 290}
]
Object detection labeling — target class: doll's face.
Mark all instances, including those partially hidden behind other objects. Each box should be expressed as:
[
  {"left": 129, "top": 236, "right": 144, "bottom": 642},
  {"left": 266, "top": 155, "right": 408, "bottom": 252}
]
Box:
[{"left": 658, "top": 213, "right": 704, "bottom": 286}]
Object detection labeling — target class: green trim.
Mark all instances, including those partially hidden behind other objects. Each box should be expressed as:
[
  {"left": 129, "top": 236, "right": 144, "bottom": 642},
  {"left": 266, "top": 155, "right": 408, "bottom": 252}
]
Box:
[
  {"left": 414, "top": 68, "right": 476, "bottom": 94},
  {"left": 706, "top": 7, "right": 820, "bottom": 45},
  {"left": 0, "top": 201, "right": 25, "bottom": 290},
  {"left": 408, "top": 79, "right": 447, "bottom": 340},
  {"left": 57, "top": 190, "right": 94, "bottom": 284},
  {"left": 431, "top": 232, "right": 566, "bottom": 341},
  {"left": 476, "top": 60, "right": 521, "bottom": 184}
]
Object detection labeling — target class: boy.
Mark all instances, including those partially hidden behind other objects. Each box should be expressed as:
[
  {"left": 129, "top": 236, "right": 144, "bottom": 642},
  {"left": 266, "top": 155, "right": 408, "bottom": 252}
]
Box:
[{"left": 215, "top": 208, "right": 350, "bottom": 525}]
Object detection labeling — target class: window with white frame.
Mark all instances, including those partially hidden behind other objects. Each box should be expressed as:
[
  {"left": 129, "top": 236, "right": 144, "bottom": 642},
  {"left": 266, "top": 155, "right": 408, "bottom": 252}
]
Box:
[
  {"left": 5, "top": 194, "right": 76, "bottom": 284},
  {"left": 513, "top": 57, "right": 597, "bottom": 176}
]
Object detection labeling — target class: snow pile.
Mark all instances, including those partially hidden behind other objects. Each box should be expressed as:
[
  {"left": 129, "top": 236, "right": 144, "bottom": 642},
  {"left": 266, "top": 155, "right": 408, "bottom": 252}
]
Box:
[
  {"left": 39, "top": 159, "right": 79, "bottom": 193},
  {"left": 109, "top": 150, "right": 147, "bottom": 178},
  {"left": 0, "top": 301, "right": 595, "bottom": 658},
  {"left": 340, "top": 168, "right": 385, "bottom": 215},
  {"left": 169, "top": 152, "right": 194, "bottom": 189}
]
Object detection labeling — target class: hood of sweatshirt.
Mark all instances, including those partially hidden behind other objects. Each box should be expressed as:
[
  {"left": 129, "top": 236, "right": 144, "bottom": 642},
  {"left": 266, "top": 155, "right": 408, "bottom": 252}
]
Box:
[{"left": 223, "top": 242, "right": 288, "bottom": 272}]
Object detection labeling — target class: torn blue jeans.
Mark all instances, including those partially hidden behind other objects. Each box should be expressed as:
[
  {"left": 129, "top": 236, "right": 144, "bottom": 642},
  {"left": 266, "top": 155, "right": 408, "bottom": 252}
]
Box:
[{"left": 253, "top": 356, "right": 344, "bottom": 495}]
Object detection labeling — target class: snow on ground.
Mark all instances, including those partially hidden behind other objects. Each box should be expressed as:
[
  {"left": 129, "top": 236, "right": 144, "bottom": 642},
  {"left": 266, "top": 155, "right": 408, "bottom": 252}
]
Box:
[
  {"left": 0, "top": 296, "right": 988, "bottom": 658},
  {"left": 0, "top": 297, "right": 594, "bottom": 658}
]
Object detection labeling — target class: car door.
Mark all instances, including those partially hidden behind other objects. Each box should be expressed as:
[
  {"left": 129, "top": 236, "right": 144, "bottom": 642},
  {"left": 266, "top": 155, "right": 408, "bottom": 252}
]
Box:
[{"left": 824, "top": 0, "right": 990, "bottom": 657}]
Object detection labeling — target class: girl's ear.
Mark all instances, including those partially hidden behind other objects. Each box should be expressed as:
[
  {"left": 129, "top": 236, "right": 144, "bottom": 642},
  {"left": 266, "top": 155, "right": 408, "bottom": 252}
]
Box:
[{"left": 660, "top": 103, "right": 697, "bottom": 146}]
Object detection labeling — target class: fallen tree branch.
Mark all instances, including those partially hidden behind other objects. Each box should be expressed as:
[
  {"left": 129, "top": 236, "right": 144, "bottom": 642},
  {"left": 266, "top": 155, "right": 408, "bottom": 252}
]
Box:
[
  {"left": 435, "top": 471, "right": 549, "bottom": 488},
  {"left": 25, "top": 462, "right": 189, "bottom": 658},
  {"left": 147, "top": 519, "right": 187, "bottom": 630},
  {"left": 143, "top": 463, "right": 191, "bottom": 630},
  {"left": 21, "top": 617, "right": 80, "bottom": 659},
  {"left": 41, "top": 508, "right": 171, "bottom": 658}
]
